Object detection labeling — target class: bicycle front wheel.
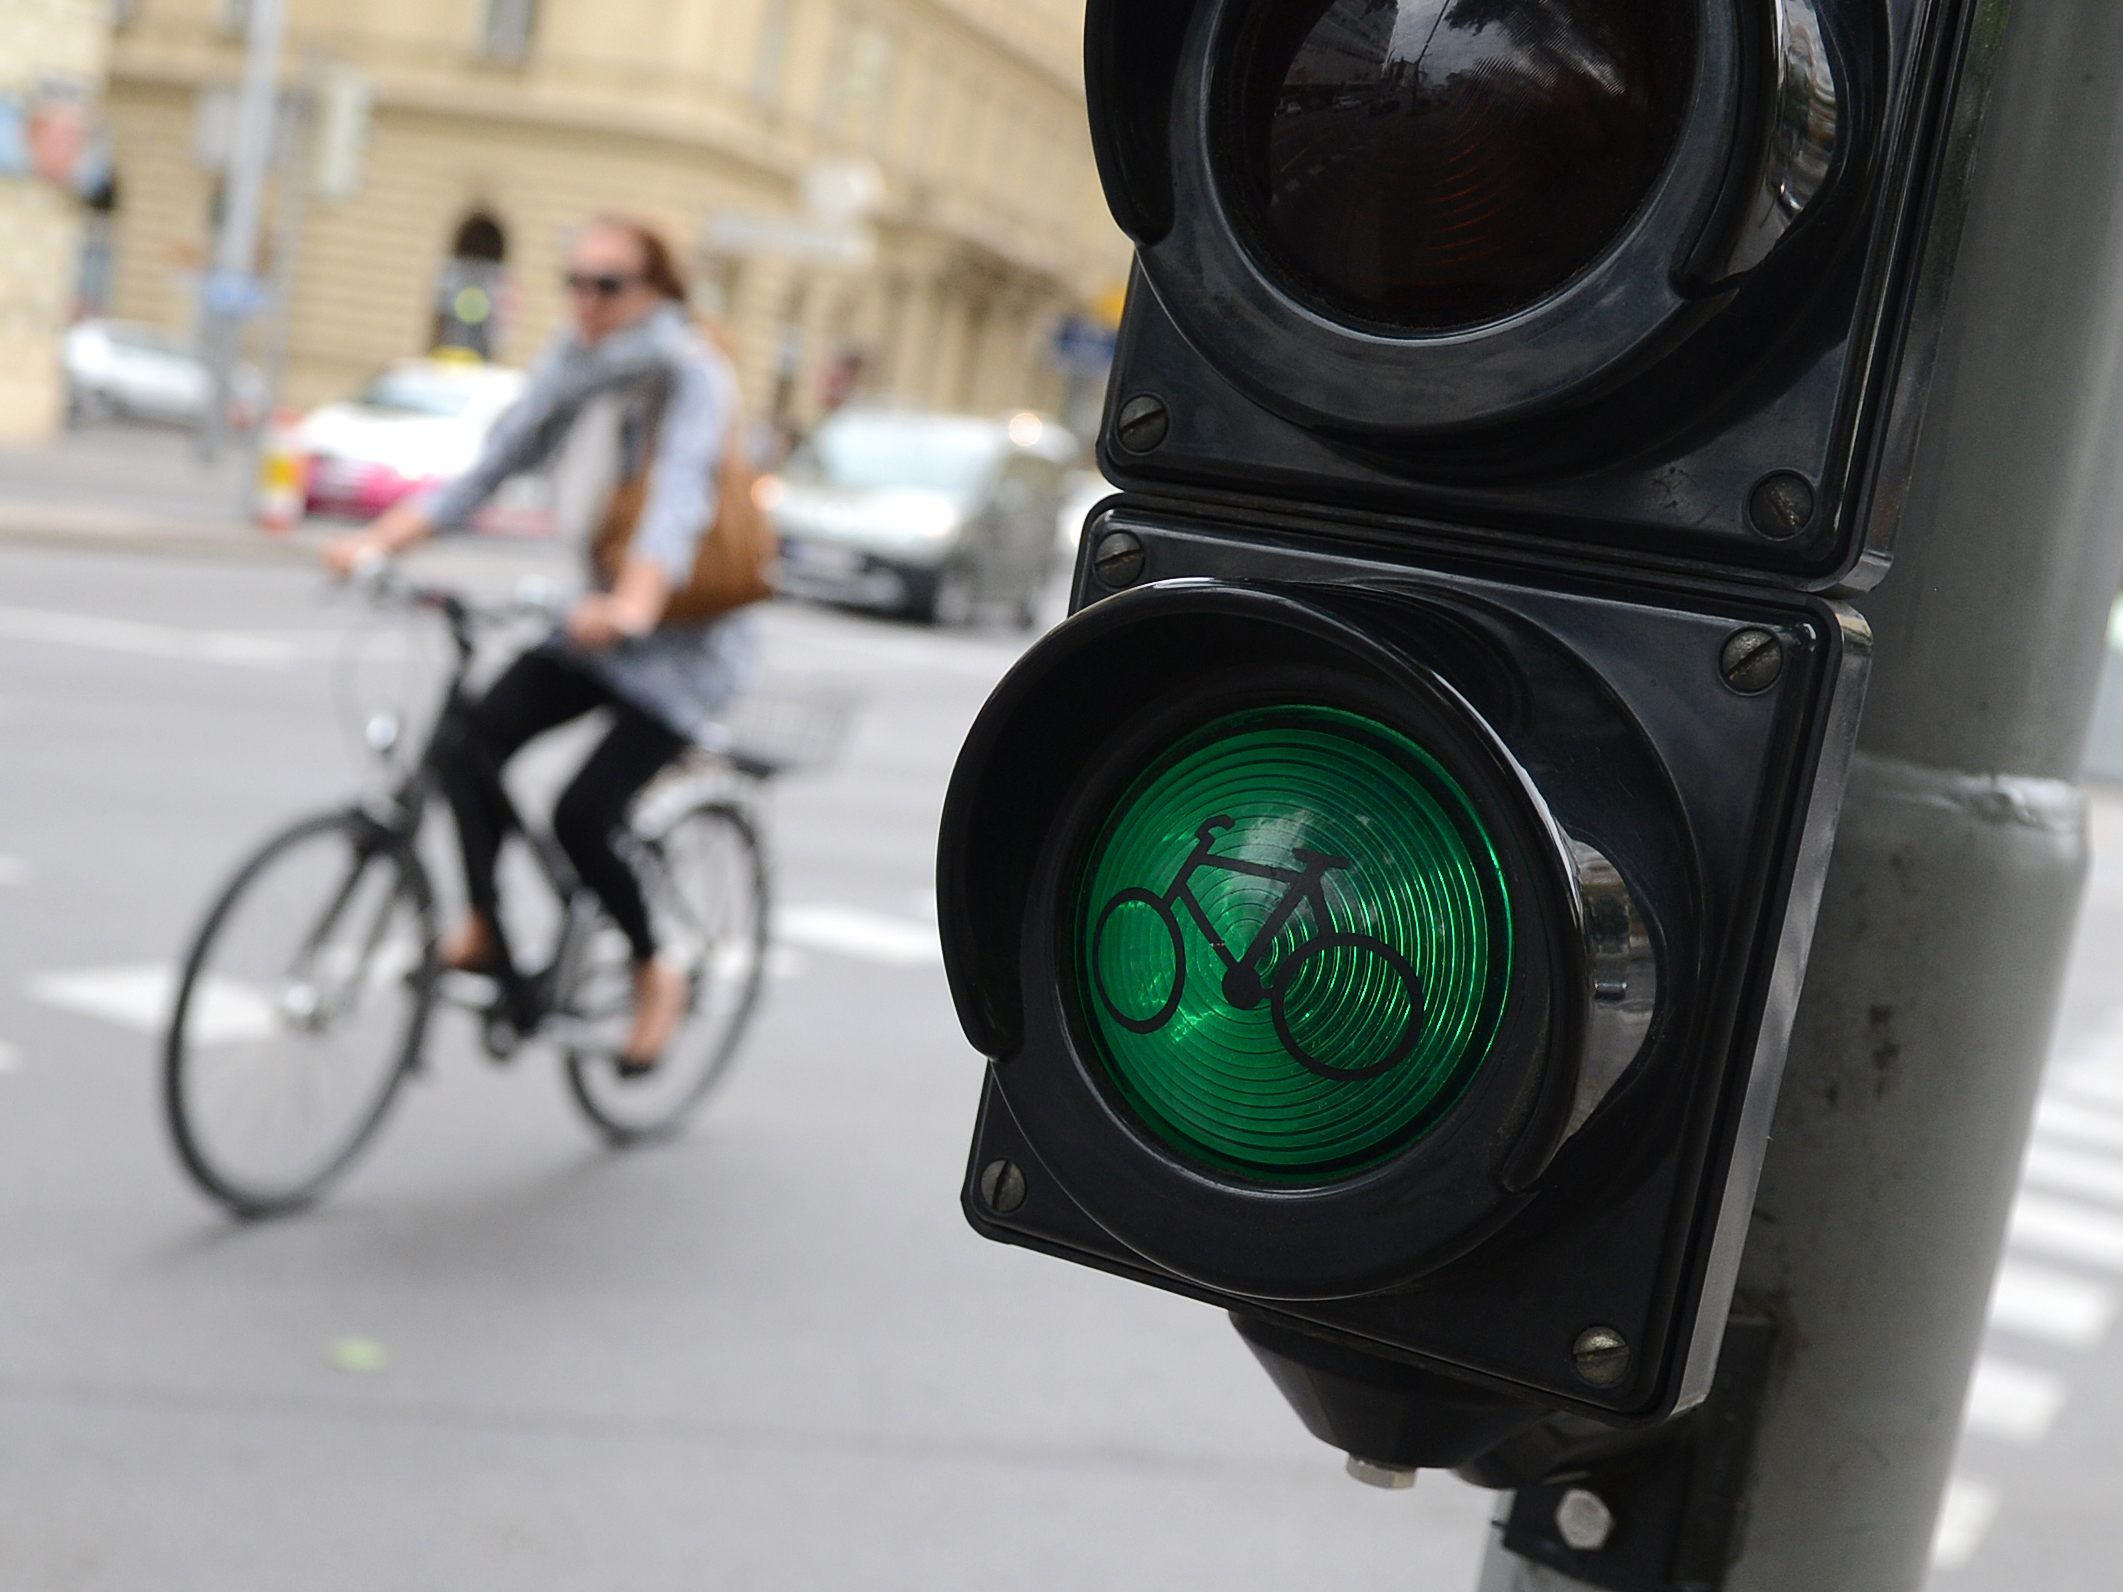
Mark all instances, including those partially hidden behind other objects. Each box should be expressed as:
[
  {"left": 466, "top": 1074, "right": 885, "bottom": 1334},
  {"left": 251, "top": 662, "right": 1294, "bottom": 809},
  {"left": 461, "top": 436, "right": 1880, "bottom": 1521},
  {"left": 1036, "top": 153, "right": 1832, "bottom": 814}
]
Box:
[
  {"left": 566, "top": 799, "right": 770, "bottom": 1145},
  {"left": 163, "top": 810, "right": 438, "bottom": 1218}
]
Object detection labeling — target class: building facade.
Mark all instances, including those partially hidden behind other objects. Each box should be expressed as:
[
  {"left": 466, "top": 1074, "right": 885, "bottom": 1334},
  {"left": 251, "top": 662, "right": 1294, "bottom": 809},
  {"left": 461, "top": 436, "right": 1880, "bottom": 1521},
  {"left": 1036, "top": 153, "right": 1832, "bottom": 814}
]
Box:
[
  {"left": 0, "top": 0, "right": 110, "bottom": 442},
  {"left": 99, "top": 0, "right": 1124, "bottom": 432}
]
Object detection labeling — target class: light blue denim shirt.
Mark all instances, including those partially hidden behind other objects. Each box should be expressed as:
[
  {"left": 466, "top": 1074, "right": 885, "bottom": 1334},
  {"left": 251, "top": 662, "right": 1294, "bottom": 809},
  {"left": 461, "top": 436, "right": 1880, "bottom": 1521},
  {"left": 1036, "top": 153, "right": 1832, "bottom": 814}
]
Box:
[{"left": 423, "top": 304, "right": 757, "bottom": 740}]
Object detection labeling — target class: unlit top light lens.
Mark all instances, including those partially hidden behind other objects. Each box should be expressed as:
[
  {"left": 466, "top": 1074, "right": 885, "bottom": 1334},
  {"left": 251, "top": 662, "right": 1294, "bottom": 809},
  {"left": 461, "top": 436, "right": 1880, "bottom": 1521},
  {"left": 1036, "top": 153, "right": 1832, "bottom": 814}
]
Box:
[{"left": 1234, "top": 0, "right": 1694, "bottom": 332}]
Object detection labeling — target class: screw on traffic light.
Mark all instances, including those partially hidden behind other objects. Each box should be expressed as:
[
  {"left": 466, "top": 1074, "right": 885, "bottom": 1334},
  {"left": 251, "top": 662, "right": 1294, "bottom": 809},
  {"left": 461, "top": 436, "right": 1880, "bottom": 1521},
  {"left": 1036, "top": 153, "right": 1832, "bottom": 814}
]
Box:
[{"left": 937, "top": 0, "right": 1999, "bottom": 1553}]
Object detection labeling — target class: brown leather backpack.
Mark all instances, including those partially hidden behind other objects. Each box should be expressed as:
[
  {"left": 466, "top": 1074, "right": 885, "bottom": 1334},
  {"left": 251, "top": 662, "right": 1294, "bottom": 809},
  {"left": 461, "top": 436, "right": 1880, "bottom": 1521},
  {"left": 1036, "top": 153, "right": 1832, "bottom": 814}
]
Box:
[{"left": 591, "top": 415, "right": 777, "bottom": 626}]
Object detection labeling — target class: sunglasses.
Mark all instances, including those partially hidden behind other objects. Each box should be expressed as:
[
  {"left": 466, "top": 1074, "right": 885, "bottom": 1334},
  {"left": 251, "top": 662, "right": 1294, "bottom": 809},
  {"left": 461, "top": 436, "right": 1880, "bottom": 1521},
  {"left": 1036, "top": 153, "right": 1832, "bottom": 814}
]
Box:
[{"left": 564, "top": 271, "right": 643, "bottom": 300}]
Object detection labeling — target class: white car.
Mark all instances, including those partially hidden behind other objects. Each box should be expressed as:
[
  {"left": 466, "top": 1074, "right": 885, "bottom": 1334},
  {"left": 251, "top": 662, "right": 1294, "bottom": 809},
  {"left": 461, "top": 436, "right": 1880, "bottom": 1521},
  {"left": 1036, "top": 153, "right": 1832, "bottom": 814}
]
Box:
[
  {"left": 63, "top": 319, "right": 262, "bottom": 429},
  {"left": 299, "top": 359, "right": 547, "bottom": 532},
  {"left": 766, "top": 409, "right": 1080, "bottom": 626}
]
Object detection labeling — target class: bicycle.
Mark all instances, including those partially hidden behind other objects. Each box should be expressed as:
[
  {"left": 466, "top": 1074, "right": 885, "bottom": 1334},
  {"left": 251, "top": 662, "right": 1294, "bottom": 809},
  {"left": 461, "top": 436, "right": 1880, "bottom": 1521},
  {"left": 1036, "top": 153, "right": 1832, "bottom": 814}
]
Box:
[
  {"left": 162, "top": 571, "right": 775, "bottom": 1219},
  {"left": 1089, "top": 816, "right": 1427, "bottom": 1081}
]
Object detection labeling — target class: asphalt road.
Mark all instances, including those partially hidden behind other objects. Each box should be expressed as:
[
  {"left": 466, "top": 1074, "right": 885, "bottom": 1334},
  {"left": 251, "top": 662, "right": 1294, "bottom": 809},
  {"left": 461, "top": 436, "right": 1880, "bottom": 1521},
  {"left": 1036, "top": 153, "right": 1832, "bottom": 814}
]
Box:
[{"left": 2, "top": 538, "right": 2120, "bottom": 1589}]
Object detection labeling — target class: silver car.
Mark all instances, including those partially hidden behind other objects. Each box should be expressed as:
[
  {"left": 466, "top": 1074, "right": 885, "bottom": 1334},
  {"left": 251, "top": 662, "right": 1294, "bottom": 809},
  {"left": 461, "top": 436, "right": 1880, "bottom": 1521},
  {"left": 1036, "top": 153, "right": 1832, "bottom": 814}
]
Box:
[
  {"left": 62, "top": 319, "right": 263, "bottom": 430},
  {"left": 765, "top": 408, "right": 1078, "bottom": 627}
]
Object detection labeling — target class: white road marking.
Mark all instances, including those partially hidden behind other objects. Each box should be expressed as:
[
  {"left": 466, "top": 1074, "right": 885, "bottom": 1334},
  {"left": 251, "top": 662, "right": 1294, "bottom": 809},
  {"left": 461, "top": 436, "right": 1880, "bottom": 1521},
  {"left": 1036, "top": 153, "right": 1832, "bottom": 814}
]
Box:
[
  {"left": 28, "top": 965, "right": 275, "bottom": 1045},
  {"left": 0, "top": 1043, "right": 18, "bottom": 1075},
  {"left": 2022, "top": 1140, "right": 2123, "bottom": 1207},
  {"left": 1987, "top": 1258, "right": 2117, "bottom": 1348},
  {"left": 0, "top": 605, "right": 299, "bottom": 669},
  {"left": 2029, "top": 1095, "right": 2123, "bottom": 1154},
  {"left": 778, "top": 905, "right": 941, "bottom": 966},
  {"left": 1932, "top": 1478, "right": 2001, "bottom": 1572},
  {"left": 2053, "top": 1067, "right": 2123, "bottom": 1112},
  {"left": 2009, "top": 1191, "right": 2123, "bottom": 1270},
  {"left": 1963, "top": 1357, "right": 2067, "bottom": 1446},
  {"left": 0, "top": 855, "right": 25, "bottom": 887}
]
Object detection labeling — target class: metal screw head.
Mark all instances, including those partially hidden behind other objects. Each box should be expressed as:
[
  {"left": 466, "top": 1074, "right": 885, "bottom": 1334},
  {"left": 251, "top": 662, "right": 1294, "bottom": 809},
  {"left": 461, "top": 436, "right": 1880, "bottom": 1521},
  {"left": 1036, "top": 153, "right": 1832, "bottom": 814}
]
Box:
[
  {"left": 1115, "top": 394, "right": 1170, "bottom": 453},
  {"left": 1572, "top": 1325, "right": 1631, "bottom": 1388},
  {"left": 977, "top": 1159, "right": 1027, "bottom": 1215},
  {"left": 1344, "top": 1456, "right": 1419, "bottom": 1490},
  {"left": 1555, "top": 1488, "right": 1616, "bottom": 1552},
  {"left": 1093, "top": 529, "right": 1146, "bottom": 589},
  {"left": 1720, "top": 627, "right": 1786, "bottom": 695},
  {"left": 1749, "top": 472, "right": 1817, "bottom": 539}
]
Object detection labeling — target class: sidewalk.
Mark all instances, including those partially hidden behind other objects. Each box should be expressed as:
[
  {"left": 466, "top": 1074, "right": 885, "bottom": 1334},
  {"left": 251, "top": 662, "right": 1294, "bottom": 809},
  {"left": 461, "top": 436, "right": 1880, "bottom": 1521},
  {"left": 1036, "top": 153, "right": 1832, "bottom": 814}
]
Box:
[
  {"left": 0, "top": 425, "right": 564, "bottom": 576},
  {"left": 0, "top": 424, "right": 289, "bottom": 561}
]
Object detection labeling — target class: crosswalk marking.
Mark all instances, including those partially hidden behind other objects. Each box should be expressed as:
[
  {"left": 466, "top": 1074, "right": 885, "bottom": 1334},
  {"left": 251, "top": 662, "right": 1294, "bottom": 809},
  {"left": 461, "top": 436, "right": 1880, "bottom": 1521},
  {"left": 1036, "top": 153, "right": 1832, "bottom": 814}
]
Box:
[
  {"left": 0, "top": 855, "right": 24, "bottom": 887},
  {"left": 777, "top": 905, "right": 940, "bottom": 966},
  {"left": 1986, "top": 1258, "right": 2116, "bottom": 1348},
  {"left": 1963, "top": 1357, "right": 2067, "bottom": 1446},
  {"left": 2031, "top": 1095, "right": 2123, "bottom": 1154},
  {"left": 1932, "top": 1479, "right": 2001, "bottom": 1573},
  {"left": 2009, "top": 1191, "right": 2123, "bottom": 1270},
  {"left": 2053, "top": 1068, "right": 2123, "bottom": 1112},
  {"left": 2022, "top": 1140, "right": 2123, "bottom": 1207},
  {"left": 28, "top": 965, "right": 275, "bottom": 1045},
  {"left": 23, "top": 906, "right": 934, "bottom": 1044},
  {"left": 0, "top": 1043, "right": 18, "bottom": 1076},
  {"left": 0, "top": 605, "right": 299, "bottom": 669}
]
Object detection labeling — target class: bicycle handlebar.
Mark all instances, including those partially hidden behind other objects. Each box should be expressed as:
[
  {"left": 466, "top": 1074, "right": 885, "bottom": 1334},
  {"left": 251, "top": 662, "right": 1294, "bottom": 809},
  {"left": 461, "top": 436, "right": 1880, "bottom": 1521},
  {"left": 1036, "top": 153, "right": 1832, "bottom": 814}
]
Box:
[{"left": 339, "top": 563, "right": 566, "bottom": 639}]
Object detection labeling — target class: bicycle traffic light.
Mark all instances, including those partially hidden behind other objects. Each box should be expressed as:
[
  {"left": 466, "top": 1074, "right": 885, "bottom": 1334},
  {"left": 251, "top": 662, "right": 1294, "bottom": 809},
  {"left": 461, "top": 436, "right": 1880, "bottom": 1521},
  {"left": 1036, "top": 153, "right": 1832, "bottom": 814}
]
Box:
[{"left": 939, "top": 0, "right": 1996, "bottom": 1487}]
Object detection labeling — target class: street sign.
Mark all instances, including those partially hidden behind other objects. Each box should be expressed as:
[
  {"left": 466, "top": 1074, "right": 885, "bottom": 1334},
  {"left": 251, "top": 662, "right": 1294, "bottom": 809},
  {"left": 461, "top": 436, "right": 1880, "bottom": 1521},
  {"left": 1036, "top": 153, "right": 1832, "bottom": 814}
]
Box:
[
  {"left": 938, "top": 0, "right": 1997, "bottom": 1501},
  {"left": 1050, "top": 314, "right": 1117, "bottom": 377},
  {"left": 201, "top": 268, "right": 268, "bottom": 322}
]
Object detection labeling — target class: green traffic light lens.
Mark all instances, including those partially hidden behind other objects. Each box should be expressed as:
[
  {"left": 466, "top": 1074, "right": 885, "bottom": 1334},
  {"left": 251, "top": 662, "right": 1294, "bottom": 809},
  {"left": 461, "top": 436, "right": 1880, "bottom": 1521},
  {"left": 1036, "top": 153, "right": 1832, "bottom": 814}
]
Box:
[{"left": 1074, "top": 703, "right": 1514, "bottom": 1181}]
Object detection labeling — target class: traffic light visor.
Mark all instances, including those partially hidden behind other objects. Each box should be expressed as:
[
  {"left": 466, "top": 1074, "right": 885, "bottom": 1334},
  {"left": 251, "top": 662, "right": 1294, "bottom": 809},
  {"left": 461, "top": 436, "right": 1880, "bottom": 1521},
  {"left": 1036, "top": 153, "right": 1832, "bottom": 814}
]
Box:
[
  {"left": 1231, "top": 0, "right": 1696, "bottom": 331},
  {"left": 1075, "top": 703, "right": 1514, "bottom": 1180}
]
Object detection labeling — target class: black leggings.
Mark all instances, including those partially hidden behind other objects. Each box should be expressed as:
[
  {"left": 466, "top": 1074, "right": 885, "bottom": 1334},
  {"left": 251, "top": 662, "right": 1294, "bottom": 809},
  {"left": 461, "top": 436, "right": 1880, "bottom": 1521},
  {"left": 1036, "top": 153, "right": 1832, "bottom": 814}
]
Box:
[{"left": 436, "top": 649, "right": 686, "bottom": 966}]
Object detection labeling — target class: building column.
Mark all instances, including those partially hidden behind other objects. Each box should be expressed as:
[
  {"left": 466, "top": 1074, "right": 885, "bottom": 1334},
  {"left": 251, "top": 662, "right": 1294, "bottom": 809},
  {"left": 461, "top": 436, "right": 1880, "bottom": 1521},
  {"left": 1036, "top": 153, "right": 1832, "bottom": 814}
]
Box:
[{"left": 0, "top": 0, "right": 111, "bottom": 442}]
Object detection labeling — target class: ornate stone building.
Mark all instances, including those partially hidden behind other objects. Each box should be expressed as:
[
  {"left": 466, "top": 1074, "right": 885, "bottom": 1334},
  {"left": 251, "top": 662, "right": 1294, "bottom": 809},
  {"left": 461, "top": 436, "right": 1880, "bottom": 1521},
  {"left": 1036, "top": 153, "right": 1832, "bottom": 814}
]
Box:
[
  {"left": 0, "top": 0, "right": 110, "bottom": 441},
  {"left": 98, "top": 0, "right": 1123, "bottom": 427}
]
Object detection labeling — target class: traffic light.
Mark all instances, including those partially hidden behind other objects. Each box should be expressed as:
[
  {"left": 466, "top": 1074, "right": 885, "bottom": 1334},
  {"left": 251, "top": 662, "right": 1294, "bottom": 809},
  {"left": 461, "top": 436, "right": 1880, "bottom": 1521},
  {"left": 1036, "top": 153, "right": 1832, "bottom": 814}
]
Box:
[{"left": 939, "top": 0, "right": 1992, "bottom": 1487}]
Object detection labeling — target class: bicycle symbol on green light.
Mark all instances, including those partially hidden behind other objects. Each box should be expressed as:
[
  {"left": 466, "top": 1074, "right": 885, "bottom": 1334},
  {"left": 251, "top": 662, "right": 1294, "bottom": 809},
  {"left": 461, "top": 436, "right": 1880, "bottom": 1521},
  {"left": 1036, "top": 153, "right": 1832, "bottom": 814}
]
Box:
[{"left": 1089, "top": 816, "right": 1427, "bottom": 1082}]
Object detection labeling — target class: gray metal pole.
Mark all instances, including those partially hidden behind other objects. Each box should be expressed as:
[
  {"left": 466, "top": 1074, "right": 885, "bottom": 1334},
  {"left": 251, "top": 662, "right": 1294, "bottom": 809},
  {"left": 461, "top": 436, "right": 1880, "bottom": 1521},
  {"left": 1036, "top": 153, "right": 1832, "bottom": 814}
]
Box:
[
  {"left": 1480, "top": 2, "right": 2123, "bottom": 1587},
  {"left": 243, "top": 54, "right": 314, "bottom": 516},
  {"left": 198, "top": 0, "right": 287, "bottom": 463}
]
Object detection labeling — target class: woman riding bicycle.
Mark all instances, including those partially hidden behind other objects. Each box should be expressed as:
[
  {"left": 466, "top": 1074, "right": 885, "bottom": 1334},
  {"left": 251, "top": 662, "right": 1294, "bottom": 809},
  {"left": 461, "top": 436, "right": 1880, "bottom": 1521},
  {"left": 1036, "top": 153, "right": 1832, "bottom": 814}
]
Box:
[{"left": 323, "top": 215, "right": 754, "bottom": 1078}]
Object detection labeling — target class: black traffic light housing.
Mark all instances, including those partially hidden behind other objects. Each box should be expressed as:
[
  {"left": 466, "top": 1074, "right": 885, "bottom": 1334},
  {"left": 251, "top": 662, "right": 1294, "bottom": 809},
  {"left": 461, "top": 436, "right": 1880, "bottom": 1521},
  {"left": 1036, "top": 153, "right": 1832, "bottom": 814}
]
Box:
[
  {"left": 1086, "top": 0, "right": 1983, "bottom": 588},
  {"left": 946, "top": 508, "right": 1863, "bottom": 1464},
  {"left": 939, "top": 0, "right": 1994, "bottom": 1510}
]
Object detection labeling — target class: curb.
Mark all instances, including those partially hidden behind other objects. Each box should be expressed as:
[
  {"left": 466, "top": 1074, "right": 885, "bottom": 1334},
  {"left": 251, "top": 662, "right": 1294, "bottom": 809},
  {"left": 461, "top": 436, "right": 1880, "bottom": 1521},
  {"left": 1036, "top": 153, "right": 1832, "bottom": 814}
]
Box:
[{"left": 0, "top": 502, "right": 316, "bottom": 563}]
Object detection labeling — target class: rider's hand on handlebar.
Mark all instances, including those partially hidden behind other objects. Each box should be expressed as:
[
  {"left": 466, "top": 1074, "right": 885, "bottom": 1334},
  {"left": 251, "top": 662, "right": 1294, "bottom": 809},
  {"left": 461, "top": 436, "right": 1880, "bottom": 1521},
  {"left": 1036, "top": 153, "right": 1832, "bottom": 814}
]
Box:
[
  {"left": 323, "top": 503, "right": 435, "bottom": 581},
  {"left": 321, "top": 530, "right": 386, "bottom": 582},
  {"left": 565, "top": 594, "right": 635, "bottom": 650}
]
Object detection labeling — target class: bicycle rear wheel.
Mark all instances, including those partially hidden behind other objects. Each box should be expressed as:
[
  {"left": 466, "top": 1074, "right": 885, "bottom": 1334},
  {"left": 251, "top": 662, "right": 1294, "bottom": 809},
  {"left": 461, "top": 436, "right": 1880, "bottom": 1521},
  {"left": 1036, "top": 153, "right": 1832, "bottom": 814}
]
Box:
[
  {"left": 163, "top": 810, "right": 438, "bottom": 1218},
  {"left": 565, "top": 800, "right": 770, "bottom": 1144}
]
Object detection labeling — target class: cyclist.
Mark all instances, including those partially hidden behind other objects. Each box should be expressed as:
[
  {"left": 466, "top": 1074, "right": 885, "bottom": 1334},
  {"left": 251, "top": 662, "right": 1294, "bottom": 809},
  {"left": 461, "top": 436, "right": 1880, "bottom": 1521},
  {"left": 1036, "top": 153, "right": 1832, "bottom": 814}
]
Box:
[{"left": 323, "top": 215, "right": 755, "bottom": 1078}]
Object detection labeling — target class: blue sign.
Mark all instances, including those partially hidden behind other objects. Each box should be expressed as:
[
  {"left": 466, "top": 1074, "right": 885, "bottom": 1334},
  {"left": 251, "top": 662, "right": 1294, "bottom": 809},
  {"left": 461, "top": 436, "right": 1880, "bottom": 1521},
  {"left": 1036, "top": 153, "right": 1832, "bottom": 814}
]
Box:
[
  {"left": 1052, "top": 314, "right": 1119, "bottom": 377},
  {"left": 202, "top": 269, "right": 269, "bottom": 322}
]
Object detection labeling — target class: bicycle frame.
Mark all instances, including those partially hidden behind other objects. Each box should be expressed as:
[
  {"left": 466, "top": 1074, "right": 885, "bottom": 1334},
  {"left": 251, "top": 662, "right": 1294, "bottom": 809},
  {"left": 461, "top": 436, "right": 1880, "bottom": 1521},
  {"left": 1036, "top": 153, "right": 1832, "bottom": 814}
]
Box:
[
  {"left": 1161, "top": 817, "right": 1349, "bottom": 1008},
  {"left": 364, "top": 587, "right": 603, "bottom": 1048}
]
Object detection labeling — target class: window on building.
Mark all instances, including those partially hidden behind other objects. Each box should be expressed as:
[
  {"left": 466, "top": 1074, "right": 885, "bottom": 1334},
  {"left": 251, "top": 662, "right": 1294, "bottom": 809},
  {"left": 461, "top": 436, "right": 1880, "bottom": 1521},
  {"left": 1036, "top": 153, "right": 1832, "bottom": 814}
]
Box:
[
  {"left": 219, "top": 0, "right": 251, "bottom": 33},
  {"left": 434, "top": 210, "right": 510, "bottom": 359},
  {"left": 480, "top": 0, "right": 540, "bottom": 64},
  {"left": 752, "top": 1, "right": 792, "bottom": 108},
  {"left": 826, "top": 14, "right": 898, "bottom": 145}
]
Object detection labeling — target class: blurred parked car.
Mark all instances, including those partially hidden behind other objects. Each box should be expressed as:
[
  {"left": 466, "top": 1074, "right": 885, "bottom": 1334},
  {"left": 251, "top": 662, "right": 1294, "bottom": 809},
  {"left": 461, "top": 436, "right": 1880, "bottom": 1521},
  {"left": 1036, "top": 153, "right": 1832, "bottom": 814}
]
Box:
[
  {"left": 764, "top": 408, "right": 1077, "bottom": 626},
  {"left": 63, "top": 319, "right": 262, "bottom": 430},
  {"left": 300, "top": 357, "right": 549, "bottom": 533},
  {"left": 1057, "top": 468, "right": 1117, "bottom": 554}
]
